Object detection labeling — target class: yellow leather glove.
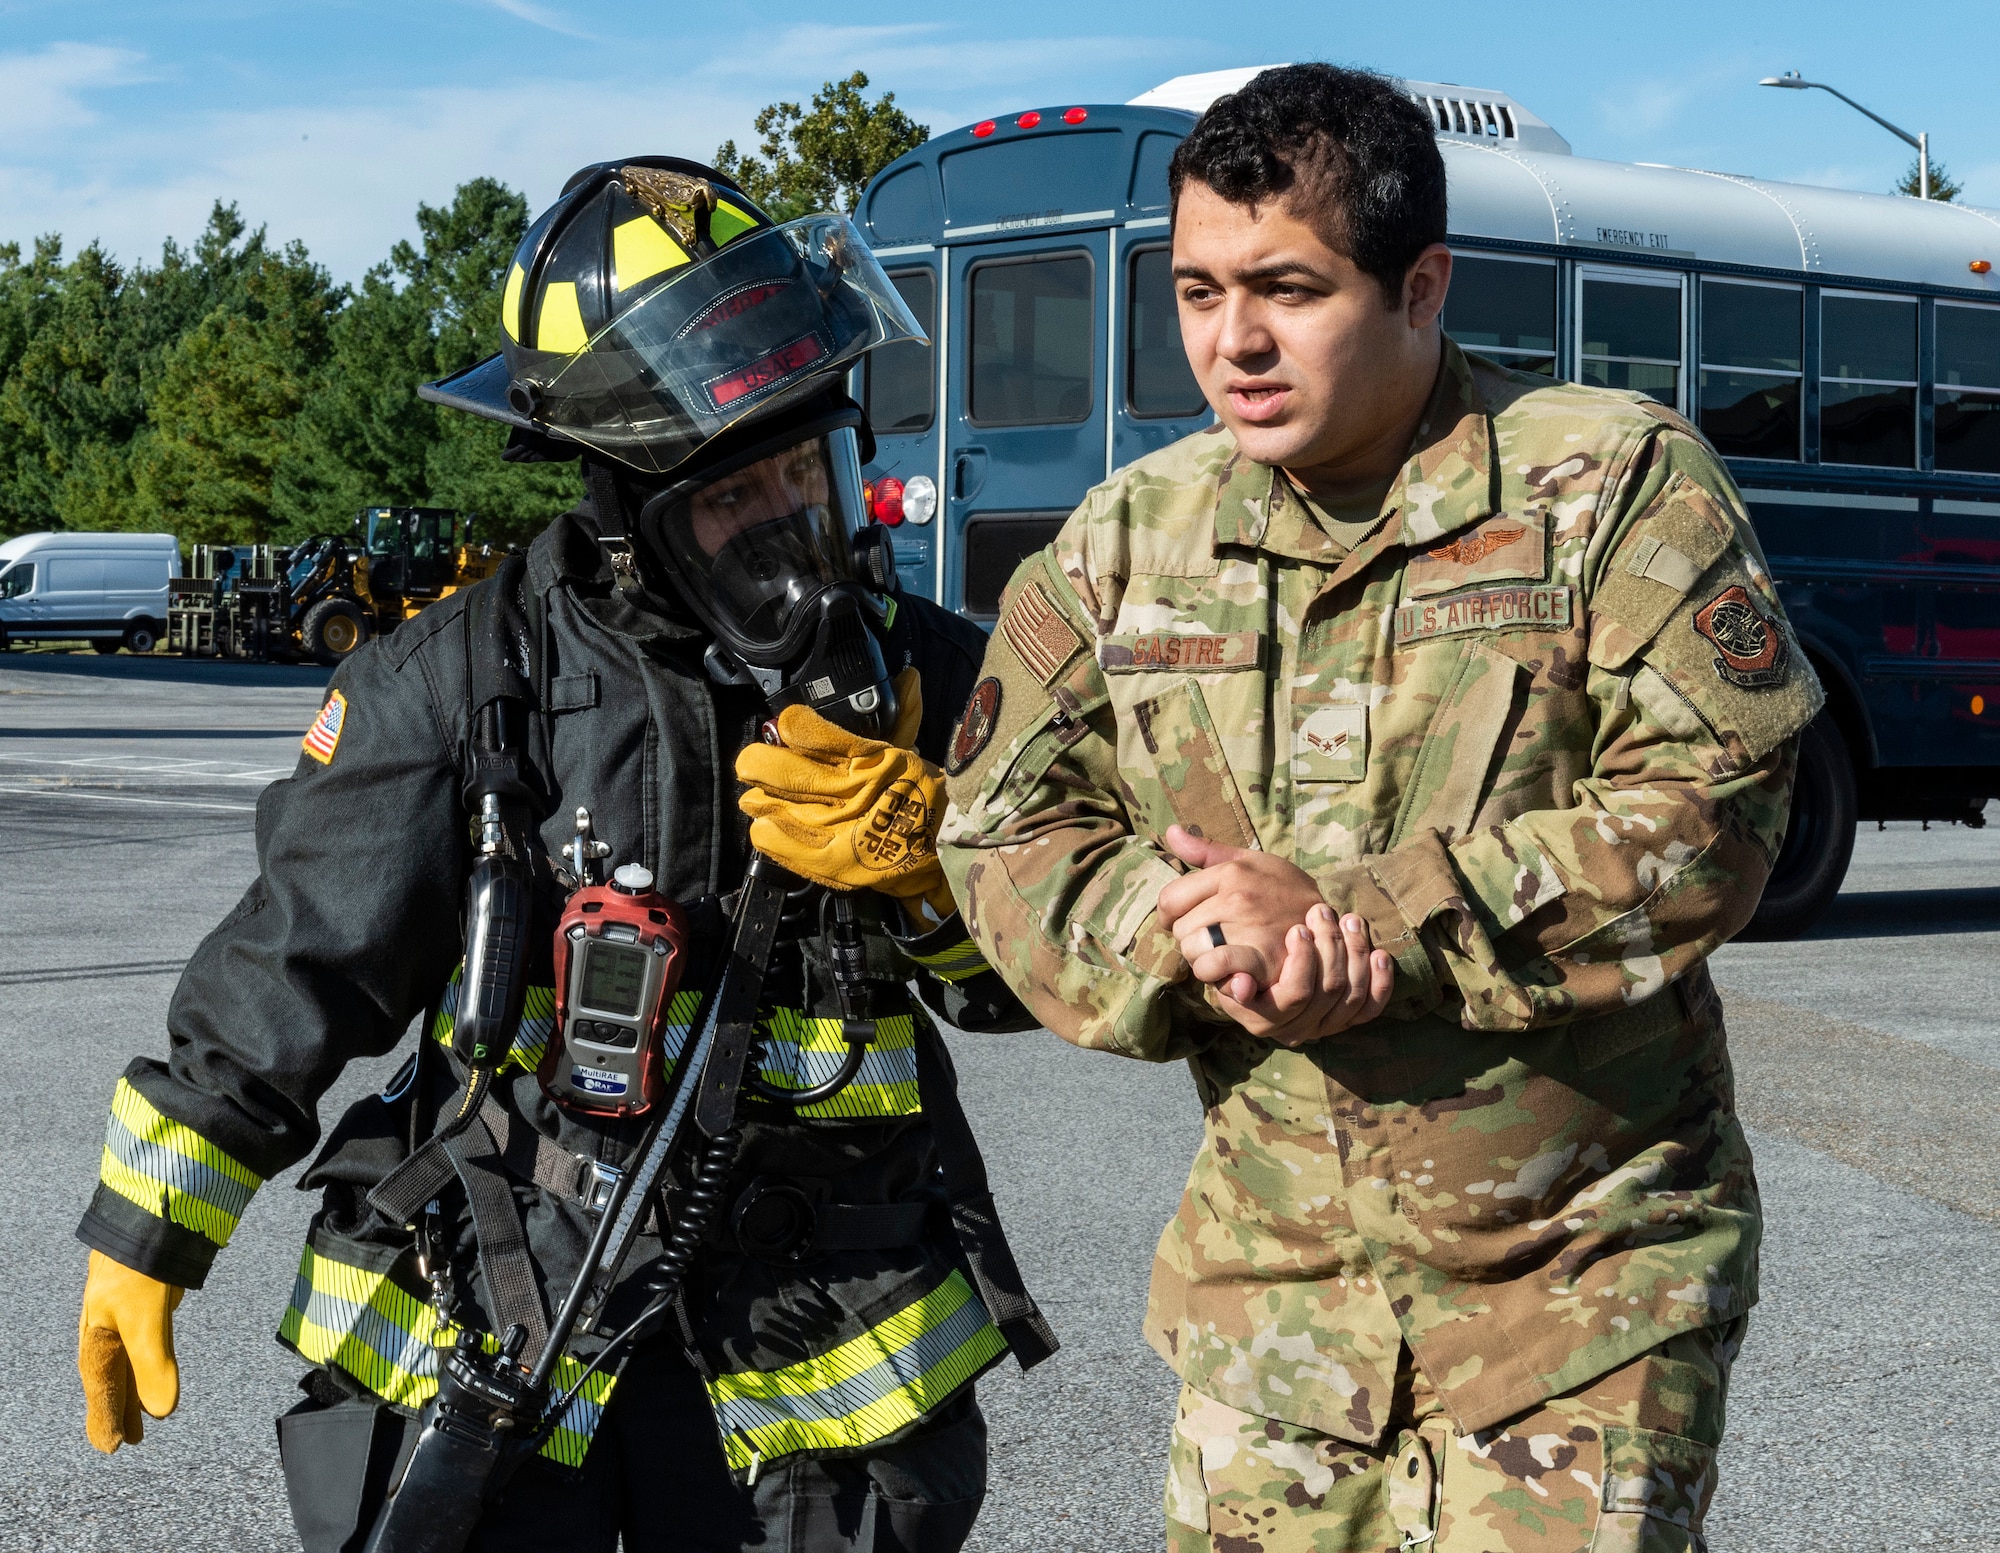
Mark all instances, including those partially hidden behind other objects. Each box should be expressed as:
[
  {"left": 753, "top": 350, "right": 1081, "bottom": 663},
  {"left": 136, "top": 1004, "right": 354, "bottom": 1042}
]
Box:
[
  {"left": 736, "top": 667, "right": 955, "bottom": 917},
  {"left": 78, "top": 1250, "right": 184, "bottom": 1452}
]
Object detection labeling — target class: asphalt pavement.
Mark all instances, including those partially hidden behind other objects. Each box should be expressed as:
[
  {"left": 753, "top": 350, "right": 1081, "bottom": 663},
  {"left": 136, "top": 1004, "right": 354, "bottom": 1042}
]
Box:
[{"left": 2, "top": 648, "right": 1996, "bottom": 1552}]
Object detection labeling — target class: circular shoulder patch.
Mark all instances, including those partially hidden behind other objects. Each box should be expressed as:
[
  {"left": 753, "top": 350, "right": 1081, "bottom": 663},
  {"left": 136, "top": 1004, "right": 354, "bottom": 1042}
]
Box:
[
  {"left": 1693, "top": 584, "right": 1787, "bottom": 688},
  {"left": 946, "top": 677, "right": 1003, "bottom": 776}
]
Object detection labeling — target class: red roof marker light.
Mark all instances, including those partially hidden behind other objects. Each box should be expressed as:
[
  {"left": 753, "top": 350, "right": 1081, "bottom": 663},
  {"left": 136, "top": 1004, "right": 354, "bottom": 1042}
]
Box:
[
  {"left": 1062, "top": 107, "right": 1088, "bottom": 125},
  {"left": 971, "top": 120, "right": 996, "bottom": 139},
  {"left": 1016, "top": 111, "right": 1042, "bottom": 129}
]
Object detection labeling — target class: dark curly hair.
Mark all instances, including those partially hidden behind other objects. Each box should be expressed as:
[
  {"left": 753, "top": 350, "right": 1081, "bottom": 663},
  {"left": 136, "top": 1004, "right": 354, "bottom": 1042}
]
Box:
[{"left": 1168, "top": 64, "right": 1447, "bottom": 307}]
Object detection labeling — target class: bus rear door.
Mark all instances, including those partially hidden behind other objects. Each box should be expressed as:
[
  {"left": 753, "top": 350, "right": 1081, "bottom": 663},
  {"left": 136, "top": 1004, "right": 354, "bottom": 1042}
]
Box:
[
  {"left": 944, "top": 232, "right": 1109, "bottom": 618},
  {"left": 857, "top": 258, "right": 943, "bottom": 598}
]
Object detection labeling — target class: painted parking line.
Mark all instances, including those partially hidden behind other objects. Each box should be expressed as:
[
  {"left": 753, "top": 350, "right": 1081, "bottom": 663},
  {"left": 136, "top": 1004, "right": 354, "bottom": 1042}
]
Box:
[
  {"left": 0, "top": 958, "right": 188, "bottom": 987},
  {"left": 0, "top": 752, "right": 293, "bottom": 783},
  {"left": 0, "top": 784, "right": 257, "bottom": 813}
]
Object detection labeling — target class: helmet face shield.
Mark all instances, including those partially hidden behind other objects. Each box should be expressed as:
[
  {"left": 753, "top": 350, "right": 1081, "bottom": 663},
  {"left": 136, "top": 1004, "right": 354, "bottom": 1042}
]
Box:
[
  {"left": 640, "top": 426, "right": 871, "bottom": 664},
  {"left": 533, "top": 216, "right": 921, "bottom": 473}
]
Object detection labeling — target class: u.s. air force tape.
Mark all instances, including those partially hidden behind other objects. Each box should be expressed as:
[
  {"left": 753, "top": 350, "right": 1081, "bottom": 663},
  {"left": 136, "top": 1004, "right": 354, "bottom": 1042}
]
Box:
[{"left": 1392, "top": 584, "right": 1573, "bottom": 645}]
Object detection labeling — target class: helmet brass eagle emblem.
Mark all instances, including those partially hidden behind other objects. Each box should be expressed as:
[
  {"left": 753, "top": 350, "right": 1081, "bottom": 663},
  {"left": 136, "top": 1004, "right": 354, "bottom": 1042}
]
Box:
[{"left": 621, "top": 166, "right": 718, "bottom": 248}]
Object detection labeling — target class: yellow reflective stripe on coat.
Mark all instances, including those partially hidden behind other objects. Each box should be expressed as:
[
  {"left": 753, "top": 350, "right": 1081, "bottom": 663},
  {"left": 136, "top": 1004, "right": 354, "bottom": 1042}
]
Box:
[
  {"left": 427, "top": 969, "right": 560, "bottom": 1071},
  {"left": 98, "top": 1076, "right": 263, "bottom": 1247},
  {"left": 708, "top": 1270, "right": 1007, "bottom": 1472},
  {"left": 428, "top": 966, "right": 920, "bottom": 1118},
  {"left": 906, "top": 935, "right": 989, "bottom": 985},
  {"left": 278, "top": 1237, "right": 615, "bottom": 1466},
  {"left": 756, "top": 1009, "right": 921, "bottom": 1119}
]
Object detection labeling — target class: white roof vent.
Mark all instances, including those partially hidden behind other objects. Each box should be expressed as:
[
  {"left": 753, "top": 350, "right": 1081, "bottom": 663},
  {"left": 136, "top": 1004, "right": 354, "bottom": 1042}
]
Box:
[{"left": 1129, "top": 68, "right": 1571, "bottom": 157}]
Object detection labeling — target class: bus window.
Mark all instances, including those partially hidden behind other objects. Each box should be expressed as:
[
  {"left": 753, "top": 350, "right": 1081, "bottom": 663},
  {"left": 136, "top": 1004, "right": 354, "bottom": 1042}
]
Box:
[
  {"left": 1579, "top": 268, "right": 1682, "bottom": 406},
  {"left": 968, "top": 253, "right": 1094, "bottom": 427},
  {"left": 1820, "top": 293, "right": 1917, "bottom": 467},
  {"left": 1443, "top": 254, "right": 1556, "bottom": 377},
  {"left": 1127, "top": 247, "right": 1203, "bottom": 417},
  {"left": 864, "top": 269, "right": 937, "bottom": 434},
  {"left": 963, "top": 514, "right": 1067, "bottom": 618},
  {"left": 0, "top": 562, "right": 33, "bottom": 598},
  {"left": 1699, "top": 279, "right": 1802, "bottom": 460},
  {"left": 1935, "top": 302, "right": 2000, "bottom": 474}
]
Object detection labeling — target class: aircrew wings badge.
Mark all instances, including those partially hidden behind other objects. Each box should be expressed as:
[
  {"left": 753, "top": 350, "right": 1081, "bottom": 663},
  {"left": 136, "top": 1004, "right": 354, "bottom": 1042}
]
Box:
[{"left": 302, "top": 691, "right": 347, "bottom": 764}]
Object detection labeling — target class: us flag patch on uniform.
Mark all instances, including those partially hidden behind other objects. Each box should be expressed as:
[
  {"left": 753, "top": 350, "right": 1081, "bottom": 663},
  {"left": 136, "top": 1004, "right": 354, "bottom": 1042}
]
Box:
[
  {"left": 999, "top": 581, "right": 1082, "bottom": 686},
  {"left": 302, "top": 691, "right": 347, "bottom": 764}
]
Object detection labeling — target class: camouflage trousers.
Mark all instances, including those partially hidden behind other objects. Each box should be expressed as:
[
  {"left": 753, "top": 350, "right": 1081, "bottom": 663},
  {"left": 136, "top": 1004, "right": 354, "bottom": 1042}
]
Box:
[{"left": 1164, "top": 1320, "right": 1744, "bottom": 1553}]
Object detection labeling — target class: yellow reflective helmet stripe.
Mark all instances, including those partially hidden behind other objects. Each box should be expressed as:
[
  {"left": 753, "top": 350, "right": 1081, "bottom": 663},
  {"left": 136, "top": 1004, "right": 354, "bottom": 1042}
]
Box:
[
  {"left": 278, "top": 1234, "right": 616, "bottom": 1465},
  {"left": 711, "top": 198, "right": 760, "bottom": 247},
  {"left": 501, "top": 263, "right": 527, "bottom": 343},
  {"left": 708, "top": 1270, "right": 1007, "bottom": 1471},
  {"left": 612, "top": 215, "right": 691, "bottom": 291},
  {"left": 535, "top": 280, "right": 589, "bottom": 354},
  {"left": 98, "top": 1076, "right": 263, "bottom": 1247}
]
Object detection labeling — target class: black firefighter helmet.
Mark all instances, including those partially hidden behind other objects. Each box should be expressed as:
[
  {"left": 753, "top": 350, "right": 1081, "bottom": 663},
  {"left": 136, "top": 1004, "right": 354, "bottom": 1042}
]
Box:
[
  {"left": 419, "top": 156, "right": 921, "bottom": 476},
  {"left": 420, "top": 157, "right": 924, "bottom": 736}
]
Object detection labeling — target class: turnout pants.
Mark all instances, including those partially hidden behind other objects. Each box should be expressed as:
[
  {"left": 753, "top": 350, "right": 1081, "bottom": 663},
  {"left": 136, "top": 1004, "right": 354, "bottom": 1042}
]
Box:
[
  {"left": 1164, "top": 1320, "right": 1744, "bottom": 1553},
  {"left": 277, "top": 1338, "right": 988, "bottom": 1553}
]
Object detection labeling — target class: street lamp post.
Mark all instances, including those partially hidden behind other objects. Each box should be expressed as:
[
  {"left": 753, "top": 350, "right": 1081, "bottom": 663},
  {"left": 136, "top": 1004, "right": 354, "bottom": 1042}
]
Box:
[{"left": 1760, "top": 70, "right": 1930, "bottom": 199}]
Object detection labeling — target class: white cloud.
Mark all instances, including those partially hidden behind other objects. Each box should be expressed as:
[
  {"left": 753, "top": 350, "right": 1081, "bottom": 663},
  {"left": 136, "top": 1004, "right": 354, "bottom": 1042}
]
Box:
[
  {"left": 699, "top": 21, "right": 1185, "bottom": 100},
  {"left": 0, "top": 75, "right": 760, "bottom": 278},
  {"left": 470, "top": 0, "right": 600, "bottom": 41},
  {"left": 0, "top": 24, "right": 1205, "bottom": 279},
  {"left": 0, "top": 42, "right": 150, "bottom": 141}
]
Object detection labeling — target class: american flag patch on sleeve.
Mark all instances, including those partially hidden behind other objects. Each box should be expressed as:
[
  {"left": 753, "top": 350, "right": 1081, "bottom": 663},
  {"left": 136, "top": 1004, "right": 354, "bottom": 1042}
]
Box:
[{"left": 302, "top": 691, "right": 347, "bottom": 765}]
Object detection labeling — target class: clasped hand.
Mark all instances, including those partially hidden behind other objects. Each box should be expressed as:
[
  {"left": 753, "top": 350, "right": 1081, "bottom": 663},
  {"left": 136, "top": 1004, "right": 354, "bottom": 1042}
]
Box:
[{"left": 1155, "top": 826, "right": 1391, "bottom": 1046}]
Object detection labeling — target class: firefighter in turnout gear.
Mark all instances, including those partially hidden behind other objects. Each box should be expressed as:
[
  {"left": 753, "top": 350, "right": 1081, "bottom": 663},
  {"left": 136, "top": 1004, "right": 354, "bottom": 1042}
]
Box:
[{"left": 75, "top": 157, "right": 1053, "bottom": 1553}]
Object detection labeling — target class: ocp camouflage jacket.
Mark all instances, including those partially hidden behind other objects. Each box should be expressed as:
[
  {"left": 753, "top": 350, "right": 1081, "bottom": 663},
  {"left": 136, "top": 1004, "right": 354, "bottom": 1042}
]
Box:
[{"left": 940, "top": 341, "right": 1821, "bottom": 1444}]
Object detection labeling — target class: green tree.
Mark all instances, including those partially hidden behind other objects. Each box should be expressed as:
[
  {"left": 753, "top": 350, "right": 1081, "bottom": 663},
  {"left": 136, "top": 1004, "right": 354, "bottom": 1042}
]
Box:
[
  {"left": 0, "top": 204, "right": 283, "bottom": 538},
  {"left": 277, "top": 177, "right": 579, "bottom": 547},
  {"left": 138, "top": 245, "right": 342, "bottom": 543},
  {"left": 1896, "top": 157, "right": 1963, "bottom": 202},
  {"left": 715, "top": 72, "right": 928, "bottom": 219}
]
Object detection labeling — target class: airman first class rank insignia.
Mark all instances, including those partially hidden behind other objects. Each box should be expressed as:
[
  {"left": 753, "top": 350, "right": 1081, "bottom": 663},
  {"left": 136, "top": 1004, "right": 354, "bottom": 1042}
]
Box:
[{"left": 302, "top": 691, "right": 347, "bottom": 764}]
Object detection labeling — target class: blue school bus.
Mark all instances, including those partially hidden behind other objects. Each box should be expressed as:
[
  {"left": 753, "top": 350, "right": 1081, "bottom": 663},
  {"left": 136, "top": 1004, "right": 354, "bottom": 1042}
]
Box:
[{"left": 852, "top": 67, "right": 2000, "bottom": 933}]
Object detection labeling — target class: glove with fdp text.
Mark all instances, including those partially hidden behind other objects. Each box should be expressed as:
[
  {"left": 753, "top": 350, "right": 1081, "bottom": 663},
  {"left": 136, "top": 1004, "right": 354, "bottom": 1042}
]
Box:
[
  {"left": 736, "top": 667, "right": 955, "bottom": 919},
  {"left": 78, "top": 1249, "right": 184, "bottom": 1452}
]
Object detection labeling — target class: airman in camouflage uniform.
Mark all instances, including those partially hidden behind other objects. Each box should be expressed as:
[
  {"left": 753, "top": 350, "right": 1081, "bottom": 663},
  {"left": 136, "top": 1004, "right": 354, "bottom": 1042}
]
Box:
[{"left": 939, "top": 336, "right": 1821, "bottom": 1550}]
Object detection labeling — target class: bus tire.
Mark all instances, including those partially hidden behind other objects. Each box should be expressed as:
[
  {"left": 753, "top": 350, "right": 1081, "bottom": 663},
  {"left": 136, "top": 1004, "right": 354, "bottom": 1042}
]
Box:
[
  {"left": 1740, "top": 712, "right": 1856, "bottom": 941},
  {"left": 304, "top": 599, "right": 370, "bottom": 666},
  {"left": 124, "top": 622, "right": 159, "bottom": 654}
]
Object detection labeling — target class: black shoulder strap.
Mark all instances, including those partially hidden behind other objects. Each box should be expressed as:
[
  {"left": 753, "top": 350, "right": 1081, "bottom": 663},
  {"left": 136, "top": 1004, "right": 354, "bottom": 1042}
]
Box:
[
  {"left": 462, "top": 553, "right": 543, "bottom": 812},
  {"left": 911, "top": 1020, "right": 1059, "bottom": 1370}
]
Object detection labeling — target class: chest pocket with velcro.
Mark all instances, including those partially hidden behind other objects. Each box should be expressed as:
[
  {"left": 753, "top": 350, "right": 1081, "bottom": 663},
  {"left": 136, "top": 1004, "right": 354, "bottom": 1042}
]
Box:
[
  {"left": 1387, "top": 643, "right": 1527, "bottom": 848},
  {"left": 1123, "top": 678, "right": 1260, "bottom": 851}
]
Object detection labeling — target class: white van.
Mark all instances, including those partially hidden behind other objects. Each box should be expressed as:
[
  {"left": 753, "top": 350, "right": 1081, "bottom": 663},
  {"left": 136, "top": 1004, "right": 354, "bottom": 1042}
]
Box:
[{"left": 0, "top": 532, "right": 180, "bottom": 653}]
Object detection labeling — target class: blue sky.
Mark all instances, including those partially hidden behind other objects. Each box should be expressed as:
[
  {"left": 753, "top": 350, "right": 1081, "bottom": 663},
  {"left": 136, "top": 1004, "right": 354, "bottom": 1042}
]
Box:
[{"left": 6, "top": 0, "right": 1998, "bottom": 282}]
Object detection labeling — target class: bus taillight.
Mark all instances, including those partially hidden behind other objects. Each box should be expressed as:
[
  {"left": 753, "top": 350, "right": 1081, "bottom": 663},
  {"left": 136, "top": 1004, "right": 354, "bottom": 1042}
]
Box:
[{"left": 869, "top": 478, "right": 907, "bottom": 526}]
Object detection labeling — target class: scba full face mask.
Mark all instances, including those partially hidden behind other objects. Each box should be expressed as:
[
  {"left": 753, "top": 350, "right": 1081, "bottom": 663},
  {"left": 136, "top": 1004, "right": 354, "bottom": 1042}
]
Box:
[{"left": 637, "top": 422, "right": 898, "bottom": 738}]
